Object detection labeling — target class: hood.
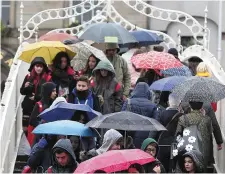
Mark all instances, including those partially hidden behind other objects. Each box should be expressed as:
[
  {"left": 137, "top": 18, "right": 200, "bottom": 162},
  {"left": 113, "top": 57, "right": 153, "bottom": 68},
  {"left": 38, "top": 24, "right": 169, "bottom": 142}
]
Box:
[
  {"left": 131, "top": 82, "right": 151, "bottom": 99},
  {"left": 183, "top": 150, "right": 204, "bottom": 173},
  {"left": 141, "top": 138, "right": 159, "bottom": 157},
  {"left": 50, "top": 97, "right": 67, "bottom": 109},
  {"left": 96, "top": 129, "right": 122, "bottom": 155},
  {"left": 41, "top": 82, "right": 56, "bottom": 102},
  {"left": 52, "top": 139, "right": 77, "bottom": 166},
  {"left": 28, "top": 57, "right": 48, "bottom": 72},
  {"left": 93, "top": 60, "right": 115, "bottom": 77}
]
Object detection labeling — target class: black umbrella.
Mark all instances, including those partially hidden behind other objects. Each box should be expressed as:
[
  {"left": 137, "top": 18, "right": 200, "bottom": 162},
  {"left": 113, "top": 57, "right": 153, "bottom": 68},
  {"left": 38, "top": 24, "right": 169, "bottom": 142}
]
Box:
[{"left": 85, "top": 111, "right": 166, "bottom": 131}]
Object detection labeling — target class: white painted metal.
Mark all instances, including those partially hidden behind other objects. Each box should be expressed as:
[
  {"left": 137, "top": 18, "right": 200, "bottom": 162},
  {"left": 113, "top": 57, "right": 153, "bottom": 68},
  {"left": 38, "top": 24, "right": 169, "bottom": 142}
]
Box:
[
  {"left": 203, "top": 6, "right": 208, "bottom": 50},
  {"left": 19, "top": 2, "right": 24, "bottom": 45},
  {"left": 217, "top": 0, "right": 222, "bottom": 64}
]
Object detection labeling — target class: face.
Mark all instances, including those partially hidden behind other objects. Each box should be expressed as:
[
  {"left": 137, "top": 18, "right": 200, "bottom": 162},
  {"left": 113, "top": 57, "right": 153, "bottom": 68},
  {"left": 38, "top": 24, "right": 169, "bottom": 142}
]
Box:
[
  {"left": 109, "top": 141, "right": 121, "bottom": 151},
  {"left": 70, "top": 136, "right": 79, "bottom": 151},
  {"left": 60, "top": 57, "right": 68, "bottom": 69},
  {"left": 145, "top": 144, "right": 157, "bottom": 157},
  {"left": 55, "top": 152, "right": 69, "bottom": 166},
  {"left": 50, "top": 88, "right": 57, "bottom": 99},
  {"left": 100, "top": 69, "right": 108, "bottom": 77},
  {"left": 34, "top": 64, "right": 44, "bottom": 74},
  {"left": 79, "top": 114, "right": 85, "bottom": 124},
  {"left": 76, "top": 81, "right": 88, "bottom": 91},
  {"left": 184, "top": 157, "right": 195, "bottom": 173},
  {"left": 88, "top": 56, "right": 97, "bottom": 70},
  {"left": 106, "top": 49, "right": 117, "bottom": 57}
]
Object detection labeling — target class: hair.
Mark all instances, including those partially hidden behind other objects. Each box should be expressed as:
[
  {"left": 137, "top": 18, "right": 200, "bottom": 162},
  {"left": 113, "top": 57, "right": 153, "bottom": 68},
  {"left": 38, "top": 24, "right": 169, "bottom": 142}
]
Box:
[
  {"left": 54, "top": 147, "right": 67, "bottom": 154},
  {"left": 77, "top": 75, "right": 89, "bottom": 85},
  {"left": 168, "top": 94, "right": 181, "bottom": 107},
  {"left": 128, "top": 163, "right": 145, "bottom": 173},
  {"left": 168, "top": 48, "right": 179, "bottom": 59},
  {"left": 133, "top": 47, "right": 148, "bottom": 56},
  {"left": 83, "top": 54, "right": 100, "bottom": 75},
  {"left": 71, "top": 110, "right": 89, "bottom": 124},
  {"left": 196, "top": 62, "right": 211, "bottom": 75},
  {"left": 189, "top": 102, "right": 204, "bottom": 110},
  {"left": 53, "top": 51, "right": 71, "bottom": 70},
  {"left": 153, "top": 45, "right": 164, "bottom": 52}
]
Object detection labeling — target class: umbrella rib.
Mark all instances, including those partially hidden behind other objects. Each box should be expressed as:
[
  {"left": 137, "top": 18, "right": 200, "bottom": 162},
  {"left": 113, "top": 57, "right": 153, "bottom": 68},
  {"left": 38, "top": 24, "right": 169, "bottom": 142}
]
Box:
[{"left": 29, "top": 47, "right": 43, "bottom": 61}]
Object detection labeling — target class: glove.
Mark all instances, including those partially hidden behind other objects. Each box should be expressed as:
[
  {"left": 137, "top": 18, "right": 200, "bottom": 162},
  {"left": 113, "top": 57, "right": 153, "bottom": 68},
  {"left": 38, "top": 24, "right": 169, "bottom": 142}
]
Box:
[
  {"left": 38, "top": 137, "right": 48, "bottom": 148},
  {"left": 98, "top": 95, "right": 104, "bottom": 106}
]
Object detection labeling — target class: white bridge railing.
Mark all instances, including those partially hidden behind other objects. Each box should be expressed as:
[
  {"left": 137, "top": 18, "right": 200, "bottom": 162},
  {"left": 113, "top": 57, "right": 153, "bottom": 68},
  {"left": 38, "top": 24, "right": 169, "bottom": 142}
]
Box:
[{"left": 0, "top": 42, "right": 29, "bottom": 173}]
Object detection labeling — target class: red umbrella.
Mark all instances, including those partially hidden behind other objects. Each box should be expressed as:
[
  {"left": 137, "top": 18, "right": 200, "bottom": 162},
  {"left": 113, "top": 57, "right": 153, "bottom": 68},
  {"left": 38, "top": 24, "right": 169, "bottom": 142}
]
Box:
[
  {"left": 74, "top": 149, "right": 155, "bottom": 173},
  {"left": 131, "top": 51, "right": 183, "bottom": 70},
  {"left": 39, "top": 32, "right": 78, "bottom": 42}
]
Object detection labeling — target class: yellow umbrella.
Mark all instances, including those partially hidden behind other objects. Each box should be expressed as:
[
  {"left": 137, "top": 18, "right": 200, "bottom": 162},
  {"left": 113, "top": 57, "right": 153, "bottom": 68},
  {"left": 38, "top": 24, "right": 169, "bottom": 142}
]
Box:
[{"left": 19, "top": 41, "right": 76, "bottom": 64}]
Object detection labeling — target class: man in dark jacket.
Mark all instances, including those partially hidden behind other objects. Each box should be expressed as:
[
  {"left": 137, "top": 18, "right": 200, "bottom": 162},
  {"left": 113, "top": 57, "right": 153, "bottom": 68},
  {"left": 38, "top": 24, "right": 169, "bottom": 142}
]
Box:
[
  {"left": 68, "top": 76, "right": 101, "bottom": 112},
  {"left": 47, "top": 139, "right": 78, "bottom": 173},
  {"left": 122, "top": 82, "right": 159, "bottom": 148},
  {"left": 158, "top": 94, "right": 183, "bottom": 172}
]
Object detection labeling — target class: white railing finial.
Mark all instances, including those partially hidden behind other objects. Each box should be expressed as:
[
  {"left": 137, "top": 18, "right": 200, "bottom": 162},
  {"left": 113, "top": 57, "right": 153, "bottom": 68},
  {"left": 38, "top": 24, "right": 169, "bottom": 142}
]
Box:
[
  {"left": 19, "top": 1, "right": 24, "bottom": 45},
  {"left": 203, "top": 5, "right": 208, "bottom": 49},
  {"left": 177, "top": 29, "right": 181, "bottom": 52}
]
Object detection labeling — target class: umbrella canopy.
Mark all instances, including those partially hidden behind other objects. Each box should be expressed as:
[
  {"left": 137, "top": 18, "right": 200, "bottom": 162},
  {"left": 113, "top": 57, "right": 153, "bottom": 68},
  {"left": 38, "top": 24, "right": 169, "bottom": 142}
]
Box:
[
  {"left": 70, "top": 42, "right": 110, "bottom": 71},
  {"left": 130, "top": 30, "right": 163, "bottom": 46},
  {"left": 149, "top": 76, "right": 188, "bottom": 91},
  {"left": 86, "top": 111, "right": 166, "bottom": 131},
  {"left": 39, "top": 32, "right": 78, "bottom": 42},
  {"left": 171, "top": 76, "right": 225, "bottom": 102},
  {"left": 39, "top": 103, "right": 102, "bottom": 122},
  {"left": 131, "top": 51, "right": 183, "bottom": 70},
  {"left": 74, "top": 149, "right": 155, "bottom": 173},
  {"left": 32, "top": 120, "right": 97, "bottom": 137},
  {"left": 160, "top": 65, "right": 192, "bottom": 77},
  {"left": 19, "top": 41, "right": 76, "bottom": 64},
  {"left": 79, "top": 22, "right": 137, "bottom": 44}
]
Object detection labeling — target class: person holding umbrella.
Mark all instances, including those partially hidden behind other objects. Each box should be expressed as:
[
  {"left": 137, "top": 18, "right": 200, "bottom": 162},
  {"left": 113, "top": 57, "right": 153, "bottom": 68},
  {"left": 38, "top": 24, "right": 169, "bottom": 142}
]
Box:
[
  {"left": 20, "top": 57, "right": 52, "bottom": 134},
  {"left": 51, "top": 51, "right": 76, "bottom": 99},
  {"left": 27, "top": 82, "right": 57, "bottom": 146},
  {"left": 105, "top": 43, "right": 131, "bottom": 101}
]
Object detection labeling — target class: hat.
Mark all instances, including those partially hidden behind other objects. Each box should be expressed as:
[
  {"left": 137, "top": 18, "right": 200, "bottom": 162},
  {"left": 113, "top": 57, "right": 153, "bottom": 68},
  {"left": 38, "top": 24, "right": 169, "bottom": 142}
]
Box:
[
  {"left": 168, "top": 48, "right": 179, "bottom": 58},
  {"left": 105, "top": 43, "right": 120, "bottom": 53}
]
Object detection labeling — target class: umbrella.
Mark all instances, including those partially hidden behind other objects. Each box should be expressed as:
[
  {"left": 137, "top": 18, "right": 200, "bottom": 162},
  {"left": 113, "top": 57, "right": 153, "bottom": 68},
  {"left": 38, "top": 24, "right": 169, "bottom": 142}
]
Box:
[
  {"left": 19, "top": 41, "right": 76, "bottom": 64},
  {"left": 32, "top": 120, "right": 97, "bottom": 137},
  {"left": 149, "top": 76, "right": 188, "bottom": 91},
  {"left": 86, "top": 111, "right": 166, "bottom": 131},
  {"left": 39, "top": 32, "right": 78, "bottom": 42},
  {"left": 171, "top": 76, "right": 225, "bottom": 102},
  {"left": 130, "top": 30, "right": 163, "bottom": 46},
  {"left": 74, "top": 149, "right": 155, "bottom": 173},
  {"left": 131, "top": 51, "right": 183, "bottom": 70},
  {"left": 160, "top": 65, "right": 192, "bottom": 77},
  {"left": 70, "top": 42, "right": 110, "bottom": 71},
  {"left": 39, "top": 103, "right": 102, "bottom": 122},
  {"left": 79, "top": 22, "right": 137, "bottom": 44}
]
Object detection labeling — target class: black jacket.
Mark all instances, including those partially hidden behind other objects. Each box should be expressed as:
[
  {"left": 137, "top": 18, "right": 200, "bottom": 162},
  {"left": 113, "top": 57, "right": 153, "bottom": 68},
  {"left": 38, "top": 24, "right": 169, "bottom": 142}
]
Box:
[{"left": 29, "top": 82, "right": 56, "bottom": 127}]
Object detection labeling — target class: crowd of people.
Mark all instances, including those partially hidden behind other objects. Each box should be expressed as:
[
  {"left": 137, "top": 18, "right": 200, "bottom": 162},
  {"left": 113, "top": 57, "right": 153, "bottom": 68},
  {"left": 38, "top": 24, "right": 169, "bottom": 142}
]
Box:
[{"left": 20, "top": 42, "right": 223, "bottom": 173}]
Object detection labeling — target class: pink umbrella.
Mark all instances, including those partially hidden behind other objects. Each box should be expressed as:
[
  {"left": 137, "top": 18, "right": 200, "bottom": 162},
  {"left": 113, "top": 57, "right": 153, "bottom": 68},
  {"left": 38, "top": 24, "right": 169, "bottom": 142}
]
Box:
[
  {"left": 131, "top": 51, "right": 183, "bottom": 70},
  {"left": 39, "top": 32, "right": 78, "bottom": 42},
  {"left": 74, "top": 149, "right": 155, "bottom": 173}
]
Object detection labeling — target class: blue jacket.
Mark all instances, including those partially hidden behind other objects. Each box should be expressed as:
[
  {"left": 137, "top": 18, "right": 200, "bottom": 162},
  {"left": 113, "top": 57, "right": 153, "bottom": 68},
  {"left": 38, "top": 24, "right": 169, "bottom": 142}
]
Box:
[{"left": 122, "top": 82, "right": 159, "bottom": 148}]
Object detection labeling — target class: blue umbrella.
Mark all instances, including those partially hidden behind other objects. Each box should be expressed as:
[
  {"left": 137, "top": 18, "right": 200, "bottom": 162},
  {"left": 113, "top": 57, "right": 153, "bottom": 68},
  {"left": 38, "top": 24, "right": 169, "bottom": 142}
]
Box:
[
  {"left": 32, "top": 120, "right": 97, "bottom": 137},
  {"left": 130, "top": 30, "right": 163, "bottom": 46},
  {"left": 160, "top": 65, "right": 192, "bottom": 77},
  {"left": 39, "top": 103, "right": 102, "bottom": 122},
  {"left": 149, "top": 76, "right": 188, "bottom": 91}
]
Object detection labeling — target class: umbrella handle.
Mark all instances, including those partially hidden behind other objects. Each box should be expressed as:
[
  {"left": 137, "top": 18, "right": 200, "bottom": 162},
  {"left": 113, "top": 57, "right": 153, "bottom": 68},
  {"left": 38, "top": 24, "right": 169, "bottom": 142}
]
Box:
[{"left": 124, "top": 131, "right": 127, "bottom": 149}]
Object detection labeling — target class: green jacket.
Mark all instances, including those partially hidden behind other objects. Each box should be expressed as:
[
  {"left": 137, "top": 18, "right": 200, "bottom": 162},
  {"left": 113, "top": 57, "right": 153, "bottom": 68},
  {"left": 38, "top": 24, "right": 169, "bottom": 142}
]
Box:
[
  {"left": 107, "top": 54, "right": 131, "bottom": 96},
  {"left": 93, "top": 61, "right": 123, "bottom": 114}
]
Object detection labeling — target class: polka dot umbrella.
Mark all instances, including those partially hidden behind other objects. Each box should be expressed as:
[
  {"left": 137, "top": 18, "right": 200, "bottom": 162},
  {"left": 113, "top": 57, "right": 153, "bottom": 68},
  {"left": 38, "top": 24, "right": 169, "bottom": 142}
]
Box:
[{"left": 131, "top": 51, "right": 183, "bottom": 70}]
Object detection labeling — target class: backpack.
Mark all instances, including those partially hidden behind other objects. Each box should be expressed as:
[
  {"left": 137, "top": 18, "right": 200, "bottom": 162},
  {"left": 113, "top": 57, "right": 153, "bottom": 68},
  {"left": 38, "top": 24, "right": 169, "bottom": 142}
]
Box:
[{"left": 176, "top": 115, "right": 203, "bottom": 153}]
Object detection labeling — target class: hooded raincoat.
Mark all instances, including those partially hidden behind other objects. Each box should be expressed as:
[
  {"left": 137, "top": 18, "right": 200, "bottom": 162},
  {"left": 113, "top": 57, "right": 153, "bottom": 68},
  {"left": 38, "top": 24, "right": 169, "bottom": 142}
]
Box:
[
  {"left": 122, "top": 82, "right": 159, "bottom": 148},
  {"left": 141, "top": 138, "right": 166, "bottom": 173},
  {"left": 92, "top": 61, "right": 123, "bottom": 114},
  {"left": 80, "top": 129, "right": 122, "bottom": 162},
  {"left": 48, "top": 139, "right": 78, "bottom": 173}
]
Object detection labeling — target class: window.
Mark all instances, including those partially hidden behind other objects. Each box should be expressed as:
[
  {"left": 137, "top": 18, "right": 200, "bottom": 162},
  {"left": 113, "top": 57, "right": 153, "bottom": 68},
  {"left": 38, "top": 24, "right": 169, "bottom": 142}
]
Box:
[
  {"left": 71, "top": 0, "right": 104, "bottom": 24},
  {"left": 181, "top": 36, "right": 203, "bottom": 50},
  {"left": 1, "top": 1, "right": 10, "bottom": 25}
]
